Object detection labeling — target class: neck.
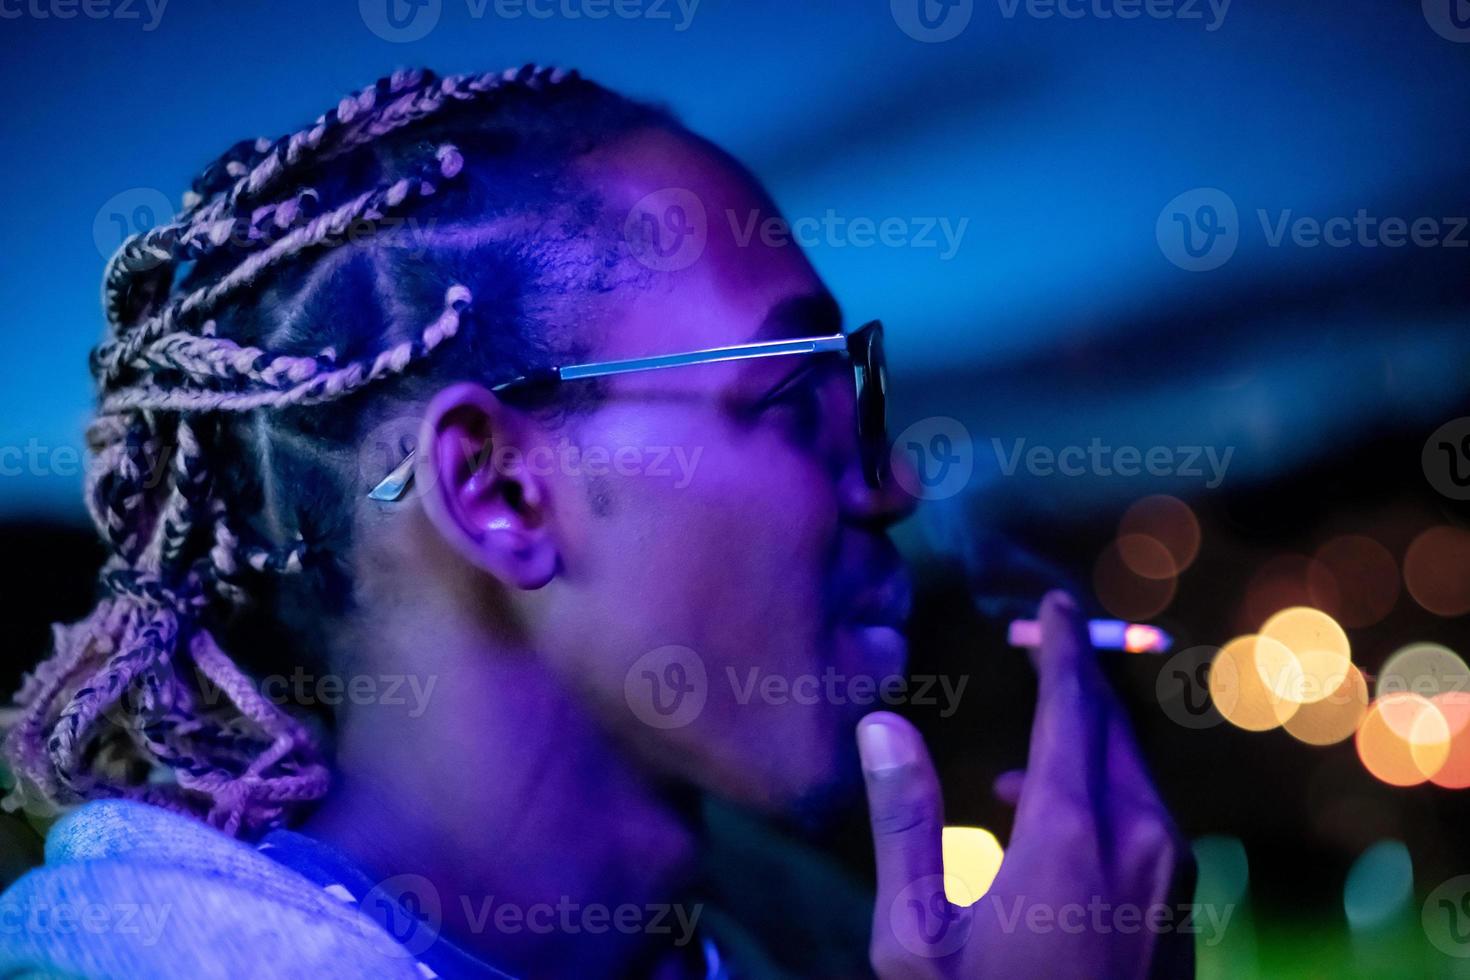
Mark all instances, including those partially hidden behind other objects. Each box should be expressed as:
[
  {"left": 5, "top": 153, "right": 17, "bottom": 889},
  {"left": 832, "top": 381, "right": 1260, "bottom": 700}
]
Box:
[{"left": 298, "top": 600, "right": 701, "bottom": 977}]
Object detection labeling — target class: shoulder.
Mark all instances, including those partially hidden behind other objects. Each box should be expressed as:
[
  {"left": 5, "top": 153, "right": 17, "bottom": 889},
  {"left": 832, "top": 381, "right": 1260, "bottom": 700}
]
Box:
[{"left": 0, "top": 800, "right": 425, "bottom": 979}]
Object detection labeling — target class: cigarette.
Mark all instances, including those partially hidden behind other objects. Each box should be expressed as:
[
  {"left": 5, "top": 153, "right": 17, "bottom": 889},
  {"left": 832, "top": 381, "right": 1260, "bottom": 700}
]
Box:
[{"left": 1007, "top": 619, "right": 1173, "bottom": 654}]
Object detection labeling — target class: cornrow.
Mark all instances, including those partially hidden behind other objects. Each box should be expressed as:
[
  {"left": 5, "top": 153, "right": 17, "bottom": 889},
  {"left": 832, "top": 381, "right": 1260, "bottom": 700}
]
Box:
[
  {"left": 102, "top": 65, "right": 576, "bottom": 331},
  {"left": 95, "top": 145, "right": 465, "bottom": 384},
  {"left": 4, "top": 63, "right": 624, "bottom": 837}
]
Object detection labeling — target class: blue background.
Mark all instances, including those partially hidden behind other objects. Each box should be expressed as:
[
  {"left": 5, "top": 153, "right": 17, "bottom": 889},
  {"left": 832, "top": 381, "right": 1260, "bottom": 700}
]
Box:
[{"left": 3, "top": 0, "right": 1467, "bottom": 518}]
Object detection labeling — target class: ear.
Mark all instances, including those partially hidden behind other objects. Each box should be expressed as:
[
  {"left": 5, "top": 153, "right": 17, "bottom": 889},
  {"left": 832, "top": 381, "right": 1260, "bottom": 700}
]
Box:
[{"left": 415, "top": 382, "right": 558, "bottom": 590}]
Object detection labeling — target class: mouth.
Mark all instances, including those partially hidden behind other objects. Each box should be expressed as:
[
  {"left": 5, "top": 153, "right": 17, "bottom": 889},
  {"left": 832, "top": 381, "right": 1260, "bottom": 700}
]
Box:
[{"left": 845, "top": 570, "right": 914, "bottom": 632}]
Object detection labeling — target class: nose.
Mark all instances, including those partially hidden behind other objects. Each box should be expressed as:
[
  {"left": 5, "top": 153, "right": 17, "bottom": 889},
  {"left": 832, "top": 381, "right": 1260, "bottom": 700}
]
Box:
[{"left": 838, "top": 445, "right": 917, "bottom": 529}]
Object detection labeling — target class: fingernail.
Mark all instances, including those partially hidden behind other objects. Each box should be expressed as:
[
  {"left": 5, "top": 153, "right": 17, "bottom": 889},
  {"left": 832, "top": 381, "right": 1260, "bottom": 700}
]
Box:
[
  {"left": 1046, "top": 590, "right": 1078, "bottom": 613},
  {"left": 858, "top": 717, "right": 916, "bottom": 773}
]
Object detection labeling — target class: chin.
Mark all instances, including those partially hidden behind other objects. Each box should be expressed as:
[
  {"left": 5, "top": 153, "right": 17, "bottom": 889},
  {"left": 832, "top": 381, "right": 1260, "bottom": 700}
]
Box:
[
  {"left": 738, "top": 701, "right": 872, "bottom": 830},
  {"left": 831, "top": 622, "right": 910, "bottom": 692}
]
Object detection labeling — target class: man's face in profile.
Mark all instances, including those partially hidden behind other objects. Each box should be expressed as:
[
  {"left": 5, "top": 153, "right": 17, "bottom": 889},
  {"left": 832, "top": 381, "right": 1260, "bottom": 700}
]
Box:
[{"left": 489, "top": 127, "right": 918, "bottom": 819}]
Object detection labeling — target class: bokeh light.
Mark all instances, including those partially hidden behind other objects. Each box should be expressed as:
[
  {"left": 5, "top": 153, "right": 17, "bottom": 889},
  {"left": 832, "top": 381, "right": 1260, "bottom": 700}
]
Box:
[
  {"left": 942, "top": 825, "right": 1004, "bottom": 907},
  {"left": 1116, "top": 533, "right": 1177, "bottom": 580},
  {"left": 1118, "top": 495, "right": 1201, "bottom": 579},
  {"left": 1257, "top": 607, "right": 1352, "bottom": 705},
  {"left": 1282, "top": 664, "right": 1368, "bottom": 746},
  {"left": 1376, "top": 642, "right": 1470, "bottom": 700},
  {"left": 1210, "top": 635, "right": 1299, "bottom": 732},
  {"left": 1343, "top": 840, "right": 1413, "bottom": 931},
  {"left": 1192, "top": 835, "right": 1250, "bottom": 910},
  {"left": 1355, "top": 693, "right": 1450, "bottom": 786},
  {"left": 1428, "top": 692, "right": 1470, "bottom": 790},
  {"left": 1093, "top": 539, "right": 1176, "bottom": 620},
  {"left": 1236, "top": 554, "right": 1341, "bottom": 635},
  {"left": 1308, "top": 535, "right": 1399, "bottom": 629},
  {"left": 1403, "top": 526, "right": 1470, "bottom": 617}
]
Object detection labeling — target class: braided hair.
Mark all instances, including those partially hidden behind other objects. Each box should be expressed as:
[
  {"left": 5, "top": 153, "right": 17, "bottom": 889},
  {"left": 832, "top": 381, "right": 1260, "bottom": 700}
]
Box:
[{"left": 4, "top": 66, "right": 675, "bottom": 837}]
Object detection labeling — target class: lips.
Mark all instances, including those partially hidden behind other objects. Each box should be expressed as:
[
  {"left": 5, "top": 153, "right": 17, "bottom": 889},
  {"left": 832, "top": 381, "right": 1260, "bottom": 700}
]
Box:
[{"left": 847, "top": 570, "right": 914, "bottom": 631}]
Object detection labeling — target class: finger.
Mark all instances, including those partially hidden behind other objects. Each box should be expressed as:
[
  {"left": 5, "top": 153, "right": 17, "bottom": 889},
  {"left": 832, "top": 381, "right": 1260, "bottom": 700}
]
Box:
[
  {"left": 992, "top": 768, "right": 1025, "bottom": 806},
  {"left": 1013, "top": 591, "right": 1110, "bottom": 828},
  {"left": 857, "top": 712, "right": 949, "bottom": 961}
]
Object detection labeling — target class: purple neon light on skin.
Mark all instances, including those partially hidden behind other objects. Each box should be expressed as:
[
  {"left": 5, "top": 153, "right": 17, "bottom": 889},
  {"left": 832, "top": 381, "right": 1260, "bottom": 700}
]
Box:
[{"left": 1007, "top": 618, "right": 1173, "bottom": 654}]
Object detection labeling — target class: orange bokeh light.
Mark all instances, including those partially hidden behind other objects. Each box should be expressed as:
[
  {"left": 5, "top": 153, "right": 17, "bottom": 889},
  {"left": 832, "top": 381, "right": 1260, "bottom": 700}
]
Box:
[
  {"left": 1094, "top": 540, "right": 1176, "bottom": 621},
  {"left": 1404, "top": 526, "right": 1470, "bottom": 617},
  {"left": 1429, "top": 692, "right": 1470, "bottom": 790},
  {"left": 1308, "top": 535, "right": 1399, "bottom": 629},
  {"left": 1236, "top": 554, "right": 1341, "bottom": 635},
  {"left": 1282, "top": 664, "right": 1368, "bottom": 746},
  {"left": 1118, "top": 495, "right": 1201, "bottom": 578},
  {"left": 1355, "top": 693, "right": 1450, "bottom": 787}
]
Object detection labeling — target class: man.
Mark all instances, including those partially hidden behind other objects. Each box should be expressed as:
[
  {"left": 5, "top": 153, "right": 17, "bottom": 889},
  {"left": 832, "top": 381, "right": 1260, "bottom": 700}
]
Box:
[{"left": 1, "top": 66, "right": 1189, "bottom": 977}]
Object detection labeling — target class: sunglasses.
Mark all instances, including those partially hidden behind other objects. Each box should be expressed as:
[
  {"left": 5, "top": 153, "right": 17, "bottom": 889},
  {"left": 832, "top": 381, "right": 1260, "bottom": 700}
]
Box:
[{"left": 367, "top": 320, "right": 889, "bottom": 501}]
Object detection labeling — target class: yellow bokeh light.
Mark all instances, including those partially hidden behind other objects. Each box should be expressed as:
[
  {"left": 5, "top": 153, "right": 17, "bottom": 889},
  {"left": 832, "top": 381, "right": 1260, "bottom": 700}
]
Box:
[
  {"left": 942, "top": 826, "right": 1004, "bottom": 907},
  {"left": 1356, "top": 693, "right": 1450, "bottom": 786},
  {"left": 1209, "top": 635, "right": 1299, "bottom": 731},
  {"left": 1283, "top": 664, "right": 1368, "bottom": 746},
  {"left": 1258, "top": 607, "right": 1352, "bottom": 705}
]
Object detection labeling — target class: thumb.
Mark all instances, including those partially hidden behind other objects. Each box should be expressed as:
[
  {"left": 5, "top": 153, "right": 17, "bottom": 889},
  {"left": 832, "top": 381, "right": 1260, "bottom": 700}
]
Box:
[{"left": 858, "top": 713, "right": 967, "bottom": 970}]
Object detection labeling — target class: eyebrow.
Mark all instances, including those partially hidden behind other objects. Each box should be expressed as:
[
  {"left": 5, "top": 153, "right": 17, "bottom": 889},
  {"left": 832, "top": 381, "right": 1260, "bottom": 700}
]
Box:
[{"left": 753, "top": 293, "right": 843, "bottom": 342}]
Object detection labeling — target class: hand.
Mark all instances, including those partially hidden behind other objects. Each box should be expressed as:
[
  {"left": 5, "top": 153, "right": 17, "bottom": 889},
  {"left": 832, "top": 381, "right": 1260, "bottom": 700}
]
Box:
[{"left": 857, "top": 591, "right": 1195, "bottom": 980}]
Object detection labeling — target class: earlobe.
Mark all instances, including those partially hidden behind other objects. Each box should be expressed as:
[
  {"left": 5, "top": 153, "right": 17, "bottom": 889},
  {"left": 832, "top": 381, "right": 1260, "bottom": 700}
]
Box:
[{"left": 415, "top": 382, "right": 558, "bottom": 590}]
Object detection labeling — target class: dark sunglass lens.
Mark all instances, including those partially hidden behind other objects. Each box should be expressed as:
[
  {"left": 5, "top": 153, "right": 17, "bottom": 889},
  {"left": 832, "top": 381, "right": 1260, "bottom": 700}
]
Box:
[{"left": 852, "top": 322, "right": 888, "bottom": 487}]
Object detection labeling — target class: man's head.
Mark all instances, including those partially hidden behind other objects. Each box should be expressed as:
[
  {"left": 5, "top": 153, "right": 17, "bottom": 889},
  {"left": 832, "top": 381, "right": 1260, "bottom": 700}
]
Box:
[{"left": 5, "top": 66, "right": 914, "bottom": 841}]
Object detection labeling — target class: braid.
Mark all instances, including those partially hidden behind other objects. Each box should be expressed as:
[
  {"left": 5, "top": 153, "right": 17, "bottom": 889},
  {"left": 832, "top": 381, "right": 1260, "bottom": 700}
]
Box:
[{"left": 5, "top": 63, "right": 669, "bottom": 838}]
